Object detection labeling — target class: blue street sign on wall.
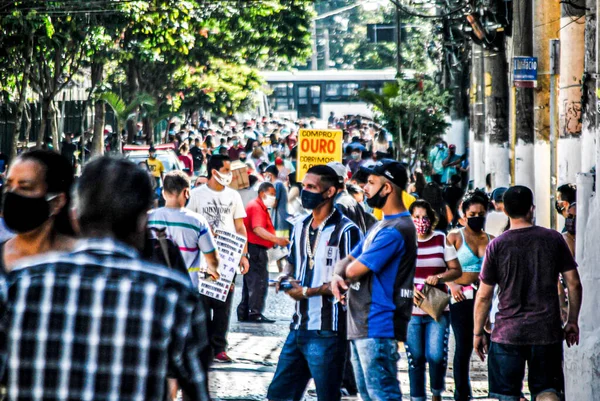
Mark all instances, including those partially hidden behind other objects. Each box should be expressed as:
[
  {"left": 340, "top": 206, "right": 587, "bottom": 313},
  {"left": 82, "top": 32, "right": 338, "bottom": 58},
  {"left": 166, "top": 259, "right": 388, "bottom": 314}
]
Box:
[{"left": 513, "top": 57, "right": 538, "bottom": 81}]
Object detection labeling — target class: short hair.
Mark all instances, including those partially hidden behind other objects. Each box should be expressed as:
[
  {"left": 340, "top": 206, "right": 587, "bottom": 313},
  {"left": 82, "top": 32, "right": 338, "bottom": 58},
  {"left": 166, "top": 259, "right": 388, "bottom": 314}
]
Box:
[
  {"left": 18, "top": 149, "right": 75, "bottom": 236},
  {"left": 461, "top": 190, "right": 489, "bottom": 215},
  {"left": 248, "top": 174, "right": 259, "bottom": 187},
  {"left": 351, "top": 169, "right": 369, "bottom": 185},
  {"left": 76, "top": 156, "right": 154, "bottom": 242},
  {"left": 557, "top": 183, "right": 576, "bottom": 203},
  {"left": 258, "top": 182, "right": 274, "bottom": 194},
  {"left": 306, "top": 165, "right": 339, "bottom": 191},
  {"left": 179, "top": 143, "right": 189, "bottom": 153},
  {"left": 163, "top": 170, "right": 190, "bottom": 194},
  {"left": 346, "top": 183, "right": 363, "bottom": 196},
  {"left": 503, "top": 185, "right": 534, "bottom": 218},
  {"left": 207, "top": 154, "right": 230, "bottom": 179},
  {"left": 409, "top": 199, "right": 439, "bottom": 229}
]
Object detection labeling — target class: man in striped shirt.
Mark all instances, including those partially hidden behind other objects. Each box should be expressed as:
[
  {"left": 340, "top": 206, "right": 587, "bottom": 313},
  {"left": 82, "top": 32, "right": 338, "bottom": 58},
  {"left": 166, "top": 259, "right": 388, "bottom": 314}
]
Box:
[
  {"left": 0, "top": 157, "right": 211, "bottom": 401},
  {"left": 268, "top": 165, "right": 361, "bottom": 401},
  {"left": 148, "top": 170, "right": 220, "bottom": 287}
]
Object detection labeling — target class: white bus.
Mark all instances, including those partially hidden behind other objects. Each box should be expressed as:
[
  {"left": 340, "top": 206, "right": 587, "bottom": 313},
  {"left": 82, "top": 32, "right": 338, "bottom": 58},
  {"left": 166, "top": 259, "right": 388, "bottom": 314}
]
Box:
[{"left": 261, "top": 69, "right": 403, "bottom": 120}]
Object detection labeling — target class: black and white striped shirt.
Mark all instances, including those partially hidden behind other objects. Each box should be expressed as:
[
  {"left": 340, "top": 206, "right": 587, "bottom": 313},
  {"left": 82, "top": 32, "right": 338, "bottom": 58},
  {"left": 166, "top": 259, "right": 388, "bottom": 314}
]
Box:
[
  {"left": 288, "top": 210, "right": 361, "bottom": 332},
  {"left": 0, "top": 238, "right": 210, "bottom": 401}
]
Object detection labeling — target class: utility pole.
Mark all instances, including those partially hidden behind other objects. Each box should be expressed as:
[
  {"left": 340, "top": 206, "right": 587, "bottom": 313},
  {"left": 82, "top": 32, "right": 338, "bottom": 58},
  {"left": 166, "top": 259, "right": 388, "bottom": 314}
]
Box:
[
  {"left": 470, "top": 43, "right": 486, "bottom": 189},
  {"left": 533, "top": 0, "right": 560, "bottom": 228},
  {"left": 558, "top": 0, "right": 585, "bottom": 184},
  {"left": 323, "top": 28, "right": 330, "bottom": 70},
  {"left": 395, "top": 5, "right": 404, "bottom": 157},
  {"left": 311, "top": 21, "right": 318, "bottom": 70},
  {"left": 581, "top": 0, "right": 597, "bottom": 173},
  {"left": 510, "top": 0, "right": 535, "bottom": 190},
  {"left": 549, "top": 39, "right": 560, "bottom": 230}
]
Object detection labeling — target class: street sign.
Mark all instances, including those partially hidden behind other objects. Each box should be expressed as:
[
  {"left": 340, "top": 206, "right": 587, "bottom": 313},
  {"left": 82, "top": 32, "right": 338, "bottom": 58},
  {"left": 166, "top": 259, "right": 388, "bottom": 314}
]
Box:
[
  {"left": 513, "top": 56, "right": 538, "bottom": 88},
  {"left": 297, "top": 129, "right": 343, "bottom": 182}
]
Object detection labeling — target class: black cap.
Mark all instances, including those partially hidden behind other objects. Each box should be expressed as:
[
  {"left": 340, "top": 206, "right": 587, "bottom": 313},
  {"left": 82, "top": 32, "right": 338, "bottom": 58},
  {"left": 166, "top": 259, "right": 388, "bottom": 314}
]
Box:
[
  {"left": 362, "top": 159, "right": 409, "bottom": 190},
  {"left": 149, "top": 146, "right": 156, "bottom": 152},
  {"left": 265, "top": 164, "right": 279, "bottom": 177}
]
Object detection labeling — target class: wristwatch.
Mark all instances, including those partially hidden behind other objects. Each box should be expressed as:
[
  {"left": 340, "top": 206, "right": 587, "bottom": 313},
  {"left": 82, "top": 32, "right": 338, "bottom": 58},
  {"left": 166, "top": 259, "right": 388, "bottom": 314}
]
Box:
[
  {"left": 242, "top": 253, "right": 250, "bottom": 259},
  {"left": 302, "top": 286, "right": 309, "bottom": 299}
]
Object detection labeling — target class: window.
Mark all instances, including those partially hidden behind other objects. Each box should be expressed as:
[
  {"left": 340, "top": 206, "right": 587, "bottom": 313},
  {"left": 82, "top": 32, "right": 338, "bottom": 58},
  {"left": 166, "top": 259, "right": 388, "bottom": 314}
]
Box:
[
  {"left": 267, "top": 82, "right": 294, "bottom": 111},
  {"left": 325, "top": 82, "right": 360, "bottom": 102}
]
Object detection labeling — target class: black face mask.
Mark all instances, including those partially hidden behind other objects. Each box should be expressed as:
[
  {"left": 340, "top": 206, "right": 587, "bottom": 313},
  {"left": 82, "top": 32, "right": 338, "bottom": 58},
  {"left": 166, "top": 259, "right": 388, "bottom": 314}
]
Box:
[
  {"left": 565, "top": 216, "right": 576, "bottom": 235},
  {"left": 467, "top": 216, "right": 486, "bottom": 232},
  {"left": 3, "top": 192, "right": 52, "bottom": 233},
  {"left": 240, "top": 157, "right": 247, "bottom": 162},
  {"left": 301, "top": 189, "right": 329, "bottom": 210},
  {"left": 366, "top": 184, "right": 389, "bottom": 209}
]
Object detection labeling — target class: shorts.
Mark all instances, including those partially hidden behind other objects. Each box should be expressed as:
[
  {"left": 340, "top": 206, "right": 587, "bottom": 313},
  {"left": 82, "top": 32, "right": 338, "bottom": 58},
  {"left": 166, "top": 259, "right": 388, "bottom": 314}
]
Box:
[{"left": 488, "top": 342, "right": 564, "bottom": 401}]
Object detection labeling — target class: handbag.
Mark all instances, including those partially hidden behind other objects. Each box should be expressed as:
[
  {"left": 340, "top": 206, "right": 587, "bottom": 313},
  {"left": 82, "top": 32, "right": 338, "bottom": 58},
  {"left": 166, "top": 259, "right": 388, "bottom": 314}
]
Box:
[
  {"left": 414, "top": 284, "right": 450, "bottom": 322},
  {"left": 267, "top": 245, "right": 289, "bottom": 263}
]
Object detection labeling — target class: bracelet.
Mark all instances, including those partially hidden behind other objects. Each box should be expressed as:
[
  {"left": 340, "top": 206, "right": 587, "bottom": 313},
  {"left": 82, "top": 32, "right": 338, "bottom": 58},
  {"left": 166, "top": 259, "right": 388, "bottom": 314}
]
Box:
[{"left": 302, "top": 286, "right": 309, "bottom": 299}]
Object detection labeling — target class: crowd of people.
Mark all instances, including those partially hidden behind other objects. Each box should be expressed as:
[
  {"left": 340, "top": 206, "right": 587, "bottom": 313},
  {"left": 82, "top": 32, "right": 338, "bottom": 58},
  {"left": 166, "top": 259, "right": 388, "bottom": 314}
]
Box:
[{"left": 0, "top": 113, "right": 583, "bottom": 401}]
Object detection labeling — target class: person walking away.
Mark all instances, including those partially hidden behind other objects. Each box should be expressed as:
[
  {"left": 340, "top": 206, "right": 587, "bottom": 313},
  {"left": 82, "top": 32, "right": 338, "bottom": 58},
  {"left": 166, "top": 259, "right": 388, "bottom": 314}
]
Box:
[
  {"left": 407, "top": 199, "right": 462, "bottom": 401},
  {"left": 148, "top": 170, "right": 220, "bottom": 287},
  {"left": 188, "top": 154, "right": 250, "bottom": 363},
  {"left": 0, "top": 150, "right": 76, "bottom": 271},
  {"left": 0, "top": 156, "right": 212, "bottom": 400},
  {"left": 268, "top": 165, "right": 361, "bottom": 401},
  {"left": 178, "top": 143, "right": 194, "bottom": 177},
  {"left": 473, "top": 186, "right": 582, "bottom": 401},
  {"left": 446, "top": 190, "right": 493, "bottom": 401},
  {"left": 485, "top": 187, "right": 509, "bottom": 237},
  {"left": 443, "top": 174, "right": 464, "bottom": 228},
  {"left": 190, "top": 137, "right": 204, "bottom": 175},
  {"left": 331, "top": 160, "right": 417, "bottom": 401},
  {"left": 428, "top": 140, "right": 447, "bottom": 185},
  {"left": 237, "top": 182, "right": 289, "bottom": 323}
]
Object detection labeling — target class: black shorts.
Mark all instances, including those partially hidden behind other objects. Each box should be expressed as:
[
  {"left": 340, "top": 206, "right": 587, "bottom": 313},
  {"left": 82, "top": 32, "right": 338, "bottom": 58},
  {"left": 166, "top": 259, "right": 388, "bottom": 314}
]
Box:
[{"left": 488, "top": 341, "right": 564, "bottom": 401}]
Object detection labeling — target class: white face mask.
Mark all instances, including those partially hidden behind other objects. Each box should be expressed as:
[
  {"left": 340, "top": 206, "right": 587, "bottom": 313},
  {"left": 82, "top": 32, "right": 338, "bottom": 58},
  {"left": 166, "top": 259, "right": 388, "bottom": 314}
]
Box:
[
  {"left": 263, "top": 194, "right": 276, "bottom": 208},
  {"left": 214, "top": 170, "right": 233, "bottom": 186}
]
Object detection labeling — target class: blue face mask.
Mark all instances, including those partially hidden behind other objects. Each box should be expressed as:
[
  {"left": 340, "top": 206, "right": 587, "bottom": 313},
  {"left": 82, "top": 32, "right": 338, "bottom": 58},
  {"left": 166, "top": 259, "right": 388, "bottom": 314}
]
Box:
[
  {"left": 351, "top": 153, "right": 360, "bottom": 160},
  {"left": 301, "top": 189, "right": 328, "bottom": 210}
]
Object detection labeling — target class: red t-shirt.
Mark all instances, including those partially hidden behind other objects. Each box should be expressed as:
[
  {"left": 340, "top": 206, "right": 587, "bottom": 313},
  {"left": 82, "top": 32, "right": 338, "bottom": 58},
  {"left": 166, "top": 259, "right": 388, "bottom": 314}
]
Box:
[
  {"left": 178, "top": 154, "right": 194, "bottom": 176},
  {"left": 244, "top": 197, "right": 276, "bottom": 248}
]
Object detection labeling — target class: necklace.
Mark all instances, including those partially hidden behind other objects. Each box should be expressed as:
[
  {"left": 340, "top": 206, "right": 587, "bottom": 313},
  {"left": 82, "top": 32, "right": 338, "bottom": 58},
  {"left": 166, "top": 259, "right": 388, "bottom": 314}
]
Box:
[{"left": 304, "top": 209, "right": 336, "bottom": 270}]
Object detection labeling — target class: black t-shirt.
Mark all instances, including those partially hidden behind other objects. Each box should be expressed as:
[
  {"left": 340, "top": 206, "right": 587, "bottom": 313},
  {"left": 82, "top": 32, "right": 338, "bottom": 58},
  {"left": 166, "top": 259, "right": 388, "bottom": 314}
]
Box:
[{"left": 190, "top": 146, "right": 204, "bottom": 171}]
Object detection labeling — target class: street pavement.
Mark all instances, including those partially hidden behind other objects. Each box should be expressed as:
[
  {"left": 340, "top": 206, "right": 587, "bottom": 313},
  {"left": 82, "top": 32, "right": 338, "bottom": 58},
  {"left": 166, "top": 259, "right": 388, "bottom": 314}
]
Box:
[{"left": 209, "top": 274, "right": 531, "bottom": 401}]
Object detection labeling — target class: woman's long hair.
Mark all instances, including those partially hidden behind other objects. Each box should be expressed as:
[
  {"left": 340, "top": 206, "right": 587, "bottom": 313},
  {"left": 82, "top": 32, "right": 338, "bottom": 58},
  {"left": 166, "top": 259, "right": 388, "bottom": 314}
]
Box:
[{"left": 421, "top": 182, "right": 448, "bottom": 232}]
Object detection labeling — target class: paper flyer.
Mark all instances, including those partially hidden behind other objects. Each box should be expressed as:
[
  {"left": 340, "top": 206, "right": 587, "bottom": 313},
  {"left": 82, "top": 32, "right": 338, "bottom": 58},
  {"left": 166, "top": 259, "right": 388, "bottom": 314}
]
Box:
[{"left": 198, "top": 229, "right": 247, "bottom": 302}]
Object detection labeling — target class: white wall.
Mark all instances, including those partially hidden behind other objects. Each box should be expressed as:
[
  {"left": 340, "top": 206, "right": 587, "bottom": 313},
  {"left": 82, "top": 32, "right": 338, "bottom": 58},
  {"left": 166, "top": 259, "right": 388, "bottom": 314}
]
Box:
[
  {"left": 557, "top": 137, "right": 582, "bottom": 184},
  {"left": 485, "top": 141, "right": 511, "bottom": 188},
  {"left": 444, "top": 117, "right": 468, "bottom": 155},
  {"left": 534, "top": 140, "right": 551, "bottom": 228},
  {"left": 515, "top": 140, "right": 535, "bottom": 190},
  {"left": 321, "top": 103, "right": 374, "bottom": 119}
]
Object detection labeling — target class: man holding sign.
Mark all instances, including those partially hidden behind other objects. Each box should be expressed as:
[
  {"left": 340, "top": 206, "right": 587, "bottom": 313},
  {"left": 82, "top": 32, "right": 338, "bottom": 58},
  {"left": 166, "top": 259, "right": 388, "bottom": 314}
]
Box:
[{"left": 189, "top": 154, "right": 250, "bottom": 364}]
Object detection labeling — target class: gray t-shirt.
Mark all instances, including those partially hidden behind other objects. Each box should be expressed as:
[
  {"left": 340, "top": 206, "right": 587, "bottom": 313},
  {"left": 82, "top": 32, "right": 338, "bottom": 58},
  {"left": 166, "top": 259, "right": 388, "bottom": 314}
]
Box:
[{"left": 480, "top": 226, "right": 577, "bottom": 345}]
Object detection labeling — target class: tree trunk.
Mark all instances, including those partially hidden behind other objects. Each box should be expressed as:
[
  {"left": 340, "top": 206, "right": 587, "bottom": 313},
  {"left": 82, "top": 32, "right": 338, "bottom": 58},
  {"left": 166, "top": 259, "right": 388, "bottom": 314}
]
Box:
[
  {"left": 127, "top": 118, "right": 136, "bottom": 144},
  {"left": 143, "top": 115, "right": 152, "bottom": 144},
  {"left": 12, "top": 61, "right": 31, "bottom": 161},
  {"left": 37, "top": 97, "right": 50, "bottom": 148},
  {"left": 470, "top": 43, "right": 485, "bottom": 188},
  {"left": 49, "top": 100, "right": 60, "bottom": 151},
  {"left": 90, "top": 61, "right": 105, "bottom": 156},
  {"left": 24, "top": 103, "right": 32, "bottom": 144}
]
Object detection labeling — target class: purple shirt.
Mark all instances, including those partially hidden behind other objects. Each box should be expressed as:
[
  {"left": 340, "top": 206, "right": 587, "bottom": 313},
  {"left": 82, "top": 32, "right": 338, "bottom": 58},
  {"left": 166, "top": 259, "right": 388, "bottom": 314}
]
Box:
[{"left": 480, "top": 226, "right": 577, "bottom": 345}]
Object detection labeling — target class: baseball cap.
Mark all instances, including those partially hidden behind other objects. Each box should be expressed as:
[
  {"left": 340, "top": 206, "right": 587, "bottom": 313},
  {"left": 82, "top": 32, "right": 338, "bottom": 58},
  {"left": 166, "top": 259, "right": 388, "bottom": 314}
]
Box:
[
  {"left": 362, "top": 160, "right": 409, "bottom": 190},
  {"left": 275, "top": 157, "right": 284, "bottom": 166},
  {"left": 492, "top": 187, "right": 508, "bottom": 203},
  {"left": 326, "top": 161, "right": 348, "bottom": 187},
  {"left": 449, "top": 144, "right": 456, "bottom": 150}
]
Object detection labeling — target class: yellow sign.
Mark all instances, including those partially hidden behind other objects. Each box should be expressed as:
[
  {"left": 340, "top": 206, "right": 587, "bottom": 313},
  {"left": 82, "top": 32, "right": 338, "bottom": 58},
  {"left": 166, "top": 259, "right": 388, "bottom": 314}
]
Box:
[{"left": 297, "top": 129, "right": 343, "bottom": 181}]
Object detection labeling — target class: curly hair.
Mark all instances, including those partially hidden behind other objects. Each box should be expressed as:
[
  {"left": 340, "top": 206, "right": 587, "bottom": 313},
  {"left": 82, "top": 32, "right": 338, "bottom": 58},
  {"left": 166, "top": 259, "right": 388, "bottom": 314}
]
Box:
[{"left": 460, "top": 189, "right": 490, "bottom": 215}]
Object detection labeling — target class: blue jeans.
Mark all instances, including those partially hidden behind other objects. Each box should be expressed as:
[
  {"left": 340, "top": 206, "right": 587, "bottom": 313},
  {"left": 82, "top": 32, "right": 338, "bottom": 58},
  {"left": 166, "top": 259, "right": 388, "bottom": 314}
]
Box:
[
  {"left": 405, "top": 313, "right": 450, "bottom": 401},
  {"left": 350, "top": 338, "right": 402, "bottom": 401},
  {"left": 267, "top": 330, "right": 346, "bottom": 401}
]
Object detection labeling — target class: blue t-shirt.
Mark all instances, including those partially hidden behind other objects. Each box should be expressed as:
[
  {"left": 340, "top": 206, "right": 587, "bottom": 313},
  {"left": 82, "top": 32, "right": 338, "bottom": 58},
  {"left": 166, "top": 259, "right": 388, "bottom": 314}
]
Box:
[{"left": 348, "top": 211, "right": 416, "bottom": 340}]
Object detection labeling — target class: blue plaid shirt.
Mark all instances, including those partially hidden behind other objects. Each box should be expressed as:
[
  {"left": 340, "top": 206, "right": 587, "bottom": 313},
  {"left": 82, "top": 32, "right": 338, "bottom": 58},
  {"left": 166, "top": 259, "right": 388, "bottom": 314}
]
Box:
[{"left": 0, "top": 238, "right": 210, "bottom": 401}]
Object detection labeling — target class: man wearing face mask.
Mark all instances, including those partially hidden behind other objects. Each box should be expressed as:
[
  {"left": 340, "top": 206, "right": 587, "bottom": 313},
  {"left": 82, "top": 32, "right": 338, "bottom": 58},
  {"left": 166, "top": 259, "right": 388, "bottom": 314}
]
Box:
[
  {"left": 331, "top": 160, "right": 417, "bottom": 401},
  {"left": 228, "top": 135, "right": 245, "bottom": 161},
  {"left": 556, "top": 183, "right": 576, "bottom": 232},
  {"left": 264, "top": 164, "right": 291, "bottom": 243},
  {"left": 188, "top": 154, "right": 250, "bottom": 363},
  {"left": 268, "top": 165, "right": 361, "bottom": 401},
  {"left": 148, "top": 170, "right": 220, "bottom": 288},
  {"left": 237, "top": 182, "right": 290, "bottom": 323}
]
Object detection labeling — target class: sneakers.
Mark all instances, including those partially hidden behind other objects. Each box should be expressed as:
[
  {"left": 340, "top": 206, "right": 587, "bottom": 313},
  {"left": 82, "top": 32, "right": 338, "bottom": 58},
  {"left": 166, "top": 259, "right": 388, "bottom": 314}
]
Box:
[
  {"left": 246, "top": 314, "right": 276, "bottom": 323},
  {"left": 214, "top": 351, "right": 233, "bottom": 363}
]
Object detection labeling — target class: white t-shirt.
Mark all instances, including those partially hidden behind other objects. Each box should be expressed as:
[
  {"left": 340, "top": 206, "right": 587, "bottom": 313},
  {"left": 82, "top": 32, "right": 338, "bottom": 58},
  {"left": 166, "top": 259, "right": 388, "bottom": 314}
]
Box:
[
  {"left": 188, "top": 184, "right": 247, "bottom": 232},
  {"left": 148, "top": 207, "right": 216, "bottom": 287},
  {"left": 485, "top": 211, "right": 509, "bottom": 238}
]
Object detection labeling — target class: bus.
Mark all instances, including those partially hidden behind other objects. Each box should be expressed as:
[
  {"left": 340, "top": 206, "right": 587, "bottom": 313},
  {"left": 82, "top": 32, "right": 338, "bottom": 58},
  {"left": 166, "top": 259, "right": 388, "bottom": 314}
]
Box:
[{"left": 261, "top": 69, "right": 403, "bottom": 120}]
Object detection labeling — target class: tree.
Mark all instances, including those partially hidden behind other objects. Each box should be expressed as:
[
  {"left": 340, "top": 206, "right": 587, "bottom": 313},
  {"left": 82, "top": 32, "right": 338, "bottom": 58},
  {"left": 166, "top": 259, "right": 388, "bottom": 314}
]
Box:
[
  {"left": 99, "top": 92, "right": 155, "bottom": 153},
  {"left": 359, "top": 78, "right": 450, "bottom": 165}
]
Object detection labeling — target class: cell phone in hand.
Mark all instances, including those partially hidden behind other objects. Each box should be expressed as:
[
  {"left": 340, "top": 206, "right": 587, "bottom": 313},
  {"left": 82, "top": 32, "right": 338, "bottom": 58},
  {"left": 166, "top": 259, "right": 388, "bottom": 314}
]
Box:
[{"left": 279, "top": 280, "right": 295, "bottom": 291}]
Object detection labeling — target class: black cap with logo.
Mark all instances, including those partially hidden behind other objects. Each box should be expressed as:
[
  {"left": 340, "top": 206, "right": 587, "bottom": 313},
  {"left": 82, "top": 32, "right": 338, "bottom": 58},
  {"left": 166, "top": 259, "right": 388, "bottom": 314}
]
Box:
[{"left": 362, "top": 159, "right": 409, "bottom": 190}]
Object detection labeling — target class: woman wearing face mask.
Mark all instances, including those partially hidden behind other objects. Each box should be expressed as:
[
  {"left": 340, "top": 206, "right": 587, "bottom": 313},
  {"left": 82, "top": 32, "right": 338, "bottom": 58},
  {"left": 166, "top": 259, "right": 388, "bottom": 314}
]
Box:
[
  {"left": 1, "top": 150, "right": 76, "bottom": 271},
  {"left": 446, "top": 190, "right": 493, "bottom": 401},
  {"left": 406, "top": 199, "right": 462, "bottom": 401}
]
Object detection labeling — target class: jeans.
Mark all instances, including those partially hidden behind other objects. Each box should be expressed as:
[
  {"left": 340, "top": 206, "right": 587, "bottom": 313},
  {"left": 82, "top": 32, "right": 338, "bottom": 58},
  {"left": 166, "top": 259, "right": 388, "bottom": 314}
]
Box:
[
  {"left": 350, "top": 338, "right": 402, "bottom": 401},
  {"left": 488, "top": 342, "right": 565, "bottom": 401},
  {"left": 267, "top": 330, "right": 346, "bottom": 401},
  {"left": 449, "top": 296, "right": 476, "bottom": 400},
  {"left": 237, "top": 243, "right": 269, "bottom": 319},
  {"left": 201, "top": 284, "right": 234, "bottom": 355},
  {"left": 405, "top": 313, "right": 450, "bottom": 401}
]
